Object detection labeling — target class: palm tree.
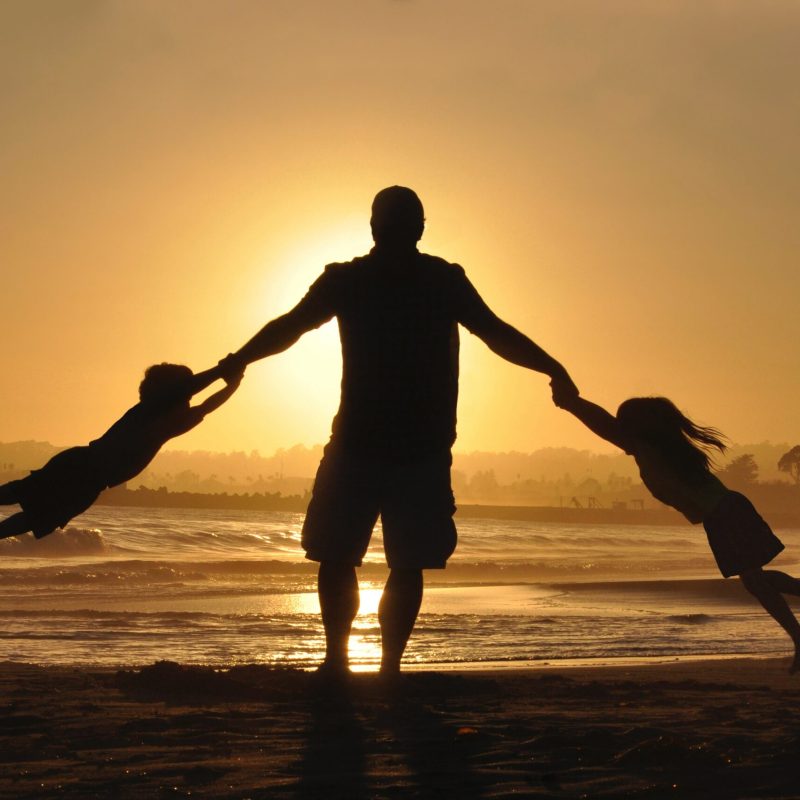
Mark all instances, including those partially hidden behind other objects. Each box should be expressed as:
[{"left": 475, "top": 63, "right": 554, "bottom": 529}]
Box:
[{"left": 778, "top": 446, "right": 800, "bottom": 484}]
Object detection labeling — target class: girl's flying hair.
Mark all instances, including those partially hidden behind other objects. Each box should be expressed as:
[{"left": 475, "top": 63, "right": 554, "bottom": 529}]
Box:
[
  {"left": 616, "top": 397, "right": 727, "bottom": 473},
  {"left": 139, "top": 363, "right": 193, "bottom": 404}
]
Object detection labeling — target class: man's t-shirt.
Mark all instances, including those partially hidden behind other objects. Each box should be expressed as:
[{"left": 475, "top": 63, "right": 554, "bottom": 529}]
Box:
[{"left": 292, "top": 247, "right": 494, "bottom": 459}]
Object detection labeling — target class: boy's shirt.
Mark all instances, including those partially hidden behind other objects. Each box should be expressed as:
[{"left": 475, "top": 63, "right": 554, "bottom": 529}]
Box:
[{"left": 88, "top": 399, "right": 192, "bottom": 488}]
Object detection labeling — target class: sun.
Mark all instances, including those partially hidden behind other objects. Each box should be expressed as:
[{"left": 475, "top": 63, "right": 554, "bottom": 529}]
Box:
[{"left": 264, "top": 215, "right": 373, "bottom": 311}]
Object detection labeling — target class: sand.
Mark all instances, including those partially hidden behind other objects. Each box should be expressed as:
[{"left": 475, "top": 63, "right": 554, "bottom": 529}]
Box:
[{"left": 1, "top": 657, "right": 799, "bottom": 799}]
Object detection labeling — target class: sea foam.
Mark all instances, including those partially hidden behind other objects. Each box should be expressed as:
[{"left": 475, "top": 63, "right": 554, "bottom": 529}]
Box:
[{"left": 0, "top": 526, "right": 107, "bottom": 557}]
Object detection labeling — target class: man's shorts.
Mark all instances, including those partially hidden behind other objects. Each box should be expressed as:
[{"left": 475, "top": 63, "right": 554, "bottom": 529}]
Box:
[{"left": 301, "top": 443, "right": 457, "bottom": 569}]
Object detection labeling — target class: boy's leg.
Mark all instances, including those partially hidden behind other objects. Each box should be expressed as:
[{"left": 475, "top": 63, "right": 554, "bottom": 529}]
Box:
[
  {"left": 378, "top": 568, "right": 423, "bottom": 675},
  {"left": 740, "top": 568, "right": 800, "bottom": 673},
  {"left": 0, "top": 512, "right": 33, "bottom": 540},
  {"left": 0, "top": 481, "right": 20, "bottom": 505},
  {"left": 318, "top": 561, "right": 360, "bottom": 673}
]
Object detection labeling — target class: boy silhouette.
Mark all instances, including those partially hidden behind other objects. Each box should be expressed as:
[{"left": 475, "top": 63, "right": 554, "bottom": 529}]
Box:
[{"left": 0, "top": 363, "right": 243, "bottom": 540}]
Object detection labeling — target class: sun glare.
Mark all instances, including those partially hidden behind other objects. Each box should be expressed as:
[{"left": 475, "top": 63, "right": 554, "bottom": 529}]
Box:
[
  {"left": 263, "top": 215, "right": 373, "bottom": 313},
  {"left": 285, "top": 584, "right": 381, "bottom": 616},
  {"left": 243, "top": 217, "right": 374, "bottom": 444}
]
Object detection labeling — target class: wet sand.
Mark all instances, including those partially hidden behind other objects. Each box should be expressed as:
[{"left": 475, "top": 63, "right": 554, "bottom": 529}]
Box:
[{"left": 1, "top": 657, "right": 799, "bottom": 799}]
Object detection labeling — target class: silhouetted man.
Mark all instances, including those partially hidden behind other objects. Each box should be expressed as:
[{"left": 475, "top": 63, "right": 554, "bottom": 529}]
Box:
[{"left": 221, "top": 186, "right": 576, "bottom": 676}]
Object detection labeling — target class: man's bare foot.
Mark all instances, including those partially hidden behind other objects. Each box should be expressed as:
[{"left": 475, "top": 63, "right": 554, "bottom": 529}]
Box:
[
  {"left": 377, "top": 661, "right": 405, "bottom": 688},
  {"left": 313, "top": 659, "right": 351, "bottom": 682},
  {"left": 379, "top": 660, "right": 401, "bottom": 676}
]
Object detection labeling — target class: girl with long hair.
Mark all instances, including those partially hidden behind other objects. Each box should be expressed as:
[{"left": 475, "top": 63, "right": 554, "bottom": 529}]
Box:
[{"left": 552, "top": 387, "right": 800, "bottom": 673}]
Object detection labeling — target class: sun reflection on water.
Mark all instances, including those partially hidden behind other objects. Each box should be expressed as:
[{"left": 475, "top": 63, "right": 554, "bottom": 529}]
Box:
[
  {"left": 283, "top": 583, "right": 384, "bottom": 671},
  {"left": 356, "top": 586, "right": 383, "bottom": 616},
  {"left": 349, "top": 586, "right": 384, "bottom": 671}
]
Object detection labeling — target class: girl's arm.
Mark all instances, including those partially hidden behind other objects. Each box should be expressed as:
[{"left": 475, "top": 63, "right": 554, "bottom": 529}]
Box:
[{"left": 551, "top": 384, "right": 631, "bottom": 452}]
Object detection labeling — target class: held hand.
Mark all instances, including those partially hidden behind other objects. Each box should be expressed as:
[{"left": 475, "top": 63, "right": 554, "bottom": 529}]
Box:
[
  {"left": 550, "top": 374, "right": 579, "bottom": 409},
  {"left": 218, "top": 353, "right": 246, "bottom": 384},
  {"left": 225, "top": 368, "right": 245, "bottom": 389}
]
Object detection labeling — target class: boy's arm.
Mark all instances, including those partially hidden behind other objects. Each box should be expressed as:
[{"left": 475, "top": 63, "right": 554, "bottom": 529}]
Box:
[
  {"left": 143, "top": 366, "right": 226, "bottom": 410},
  {"left": 552, "top": 386, "right": 631, "bottom": 452},
  {"left": 183, "top": 374, "right": 243, "bottom": 429},
  {"left": 186, "top": 365, "right": 225, "bottom": 397}
]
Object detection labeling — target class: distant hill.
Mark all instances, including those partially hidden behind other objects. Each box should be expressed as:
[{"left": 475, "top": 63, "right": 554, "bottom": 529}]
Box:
[
  {"left": 1, "top": 439, "right": 797, "bottom": 512},
  {"left": 0, "top": 440, "right": 62, "bottom": 473}
]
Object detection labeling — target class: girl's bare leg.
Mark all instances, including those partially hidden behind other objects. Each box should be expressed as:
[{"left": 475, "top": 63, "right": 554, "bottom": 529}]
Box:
[
  {"left": 0, "top": 512, "right": 33, "bottom": 540},
  {"left": 763, "top": 570, "right": 800, "bottom": 597},
  {"left": 740, "top": 568, "right": 800, "bottom": 674}
]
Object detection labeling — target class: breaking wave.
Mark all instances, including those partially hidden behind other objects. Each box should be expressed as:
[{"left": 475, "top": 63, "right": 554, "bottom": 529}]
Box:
[{"left": 0, "top": 527, "right": 107, "bottom": 557}]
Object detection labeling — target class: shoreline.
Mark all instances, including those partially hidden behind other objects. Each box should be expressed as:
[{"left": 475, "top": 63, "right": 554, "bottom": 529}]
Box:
[
  {"left": 2, "top": 650, "right": 786, "bottom": 674},
  {"left": 92, "top": 491, "right": 800, "bottom": 527}
]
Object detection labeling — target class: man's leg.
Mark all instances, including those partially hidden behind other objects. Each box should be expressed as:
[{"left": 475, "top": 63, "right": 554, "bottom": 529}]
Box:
[
  {"left": 318, "top": 560, "right": 360, "bottom": 672},
  {"left": 378, "top": 568, "right": 423, "bottom": 674}
]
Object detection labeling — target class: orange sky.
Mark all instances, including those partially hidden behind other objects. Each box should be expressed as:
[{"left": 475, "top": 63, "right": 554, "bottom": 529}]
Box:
[{"left": 2, "top": 1, "right": 800, "bottom": 456}]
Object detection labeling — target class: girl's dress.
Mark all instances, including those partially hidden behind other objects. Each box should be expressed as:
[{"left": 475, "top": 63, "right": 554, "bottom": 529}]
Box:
[
  {"left": 703, "top": 491, "right": 785, "bottom": 577},
  {"left": 634, "top": 443, "right": 784, "bottom": 578}
]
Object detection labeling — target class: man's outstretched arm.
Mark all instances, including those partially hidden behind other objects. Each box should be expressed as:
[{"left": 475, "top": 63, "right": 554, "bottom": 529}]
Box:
[
  {"left": 229, "top": 311, "right": 315, "bottom": 365},
  {"left": 478, "top": 315, "right": 572, "bottom": 380},
  {"left": 220, "top": 282, "right": 334, "bottom": 375},
  {"left": 455, "top": 271, "right": 577, "bottom": 395},
  {"left": 465, "top": 309, "right": 577, "bottom": 398}
]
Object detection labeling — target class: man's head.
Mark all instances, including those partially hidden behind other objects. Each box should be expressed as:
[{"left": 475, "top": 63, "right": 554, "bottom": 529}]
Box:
[{"left": 370, "top": 186, "right": 425, "bottom": 246}]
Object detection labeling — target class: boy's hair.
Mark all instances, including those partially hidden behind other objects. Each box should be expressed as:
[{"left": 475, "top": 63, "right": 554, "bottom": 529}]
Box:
[
  {"left": 139, "top": 363, "right": 193, "bottom": 404},
  {"left": 616, "top": 397, "right": 727, "bottom": 473}
]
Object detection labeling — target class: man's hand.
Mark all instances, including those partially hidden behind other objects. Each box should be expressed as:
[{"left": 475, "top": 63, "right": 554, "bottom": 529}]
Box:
[
  {"left": 550, "top": 374, "right": 579, "bottom": 409},
  {"left": 224, "top": 365, "right": 245, "bottom": 389},
  {"left": 218, "top": 352, "right": 246, "bottom": 384}
]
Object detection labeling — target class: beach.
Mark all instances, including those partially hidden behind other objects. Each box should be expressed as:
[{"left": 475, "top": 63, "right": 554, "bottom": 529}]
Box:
[
  {"left": 3, "top": 508, "right": 800, "bottom": 797},
  {"left": 2, "top": 656, "right": 799, "bottom": 799}
]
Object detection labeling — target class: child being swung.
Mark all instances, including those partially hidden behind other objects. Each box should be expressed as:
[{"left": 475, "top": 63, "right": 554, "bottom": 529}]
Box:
[
  {"left": 552, "top": 385, "right": 800, "bottom": 673},
  {"left": 0, "top": 362, "right": 243, "bottom": 541}
]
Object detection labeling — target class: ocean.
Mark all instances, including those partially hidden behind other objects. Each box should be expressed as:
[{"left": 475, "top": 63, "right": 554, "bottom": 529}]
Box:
[{"left": 1, "top": 506, "right": 798, "bottom": 670}]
